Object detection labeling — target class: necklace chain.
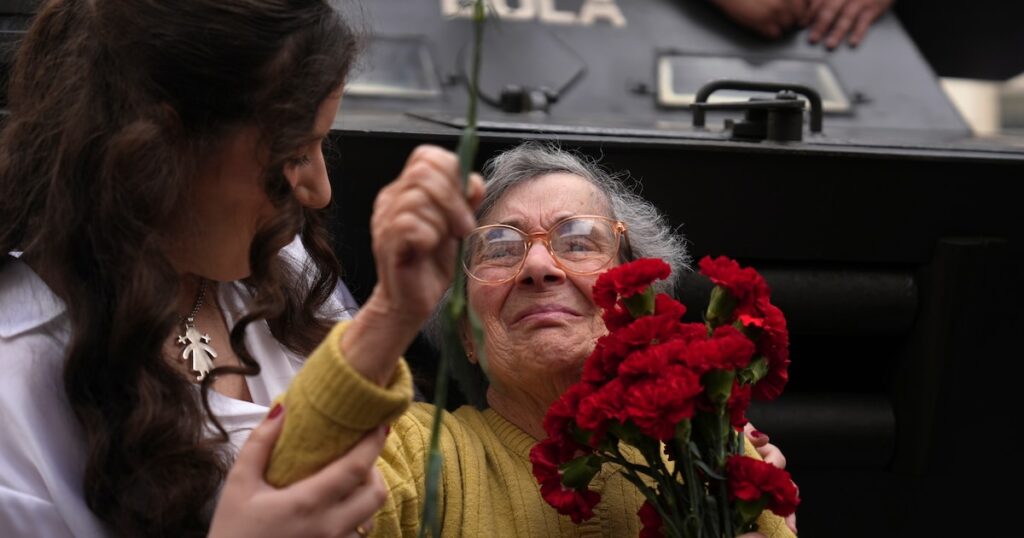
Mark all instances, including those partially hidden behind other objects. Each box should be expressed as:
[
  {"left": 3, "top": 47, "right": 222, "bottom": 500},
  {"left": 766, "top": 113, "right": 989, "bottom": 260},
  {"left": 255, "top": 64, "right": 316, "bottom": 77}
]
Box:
[
  {"left": 177, "top": 278, "right": 217, "bottom": 381},
  {"left": 184, "top": 279, "right": 206, "bottom": 325}
]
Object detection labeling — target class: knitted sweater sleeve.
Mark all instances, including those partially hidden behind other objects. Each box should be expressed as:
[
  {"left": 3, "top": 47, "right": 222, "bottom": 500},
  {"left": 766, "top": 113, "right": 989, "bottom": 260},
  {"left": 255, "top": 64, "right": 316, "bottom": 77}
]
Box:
[{"left": 264, "top": 320, "right": 415, "bottom": 487}]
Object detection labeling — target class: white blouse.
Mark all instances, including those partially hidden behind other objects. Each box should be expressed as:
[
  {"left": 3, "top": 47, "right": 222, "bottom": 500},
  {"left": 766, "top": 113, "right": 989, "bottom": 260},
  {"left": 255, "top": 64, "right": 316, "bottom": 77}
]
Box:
[{"left": 0, "top": 242, "right": 357, "bottom": 537}]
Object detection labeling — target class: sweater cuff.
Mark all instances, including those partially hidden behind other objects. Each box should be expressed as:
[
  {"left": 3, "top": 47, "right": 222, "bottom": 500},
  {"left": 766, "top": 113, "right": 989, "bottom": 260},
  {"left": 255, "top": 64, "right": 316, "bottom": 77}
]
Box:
[{"left": 291, "top": 320, "right": 414, "bottom": 430}]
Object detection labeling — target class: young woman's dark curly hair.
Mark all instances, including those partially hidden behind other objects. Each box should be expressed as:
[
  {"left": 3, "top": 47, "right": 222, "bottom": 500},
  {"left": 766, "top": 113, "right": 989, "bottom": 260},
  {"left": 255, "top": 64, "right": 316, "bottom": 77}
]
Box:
[{"left": 0, "top": 0, "right": 360, "bottom": 535}]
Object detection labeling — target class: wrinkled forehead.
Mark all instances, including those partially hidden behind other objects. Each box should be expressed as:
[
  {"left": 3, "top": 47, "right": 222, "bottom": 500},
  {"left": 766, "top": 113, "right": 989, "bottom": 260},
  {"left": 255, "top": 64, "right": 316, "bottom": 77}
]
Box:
[{"left": 481, "top": 173, "right": 612, "bottom": 229}]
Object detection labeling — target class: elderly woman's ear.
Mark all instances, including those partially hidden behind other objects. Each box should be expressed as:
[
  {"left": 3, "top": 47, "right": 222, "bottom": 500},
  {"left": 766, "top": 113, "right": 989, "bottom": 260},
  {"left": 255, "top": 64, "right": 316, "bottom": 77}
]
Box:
[{"left": 459, "top": 317, "right": 479, "bottom": 365}]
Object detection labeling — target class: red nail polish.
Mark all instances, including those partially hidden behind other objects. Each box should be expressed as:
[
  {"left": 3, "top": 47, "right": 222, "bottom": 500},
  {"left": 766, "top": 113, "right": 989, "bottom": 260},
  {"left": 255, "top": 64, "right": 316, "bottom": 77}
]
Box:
[
  {"left": 268, "top": 403, "right": 284, "bottom": 420},
  {"left": 750, "top": 430, "right": 763, "bottom": 438},
  {"left": 385, "top": 425, "right": 391, "bottom": 435}
]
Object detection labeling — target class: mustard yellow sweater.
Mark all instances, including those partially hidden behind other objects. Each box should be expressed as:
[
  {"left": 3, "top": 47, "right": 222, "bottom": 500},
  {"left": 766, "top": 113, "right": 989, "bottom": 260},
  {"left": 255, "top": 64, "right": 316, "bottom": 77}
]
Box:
[{"left": 265, "top": 322, "right": 795, "bottom": 537}]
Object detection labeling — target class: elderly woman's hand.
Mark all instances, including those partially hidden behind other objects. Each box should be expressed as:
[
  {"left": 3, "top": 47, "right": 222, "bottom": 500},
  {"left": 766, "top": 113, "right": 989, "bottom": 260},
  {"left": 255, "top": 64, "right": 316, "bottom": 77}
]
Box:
[
  {"left": 744, "top": 423, "right": 798, "bottom": 534},
  {"left": 744, "top": 423, "right": 786, "bottom": 469},
  {"left": 342, "top": 145, "right": 485, "bottom": 384},
  {"left": 209, "top": 405, "right": 388, "bottom": 538}
]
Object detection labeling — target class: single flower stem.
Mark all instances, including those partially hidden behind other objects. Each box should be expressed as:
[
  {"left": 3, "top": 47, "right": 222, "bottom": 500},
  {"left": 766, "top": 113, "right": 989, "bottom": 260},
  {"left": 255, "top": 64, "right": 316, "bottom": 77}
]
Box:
[
  {"left": 718, "top": 477, "right": 735, "bottom": 538},
  {"left": 715, "top": 414, "right": 735, "bottom": 538},
  {"left": 650, "top": 445, "right": 686, "bottom": 528},
  {"left": 418, "top": 2, "right": 486, "bottom": 537},
  {"left": 679, "top": 443, "right": 703, "bottom": 537},
  {"left": 605, "top": 446, "right": 688, "bottom": 538}
]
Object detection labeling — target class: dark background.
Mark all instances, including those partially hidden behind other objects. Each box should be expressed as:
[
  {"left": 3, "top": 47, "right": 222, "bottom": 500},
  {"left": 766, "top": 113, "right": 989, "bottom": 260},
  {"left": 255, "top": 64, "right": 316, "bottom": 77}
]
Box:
[
  {"left": 894, "top": 0, "right": 1024, "bottom": 80},
  {"left": 328, "top": 132, "right": 1023, "bottom": 537}
]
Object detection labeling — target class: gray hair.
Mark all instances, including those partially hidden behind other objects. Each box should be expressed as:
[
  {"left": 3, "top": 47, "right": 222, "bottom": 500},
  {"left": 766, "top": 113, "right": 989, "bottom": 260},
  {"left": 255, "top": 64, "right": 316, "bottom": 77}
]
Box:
[{"left": 427, "top": 141, "right": 690, "bottom": 407}]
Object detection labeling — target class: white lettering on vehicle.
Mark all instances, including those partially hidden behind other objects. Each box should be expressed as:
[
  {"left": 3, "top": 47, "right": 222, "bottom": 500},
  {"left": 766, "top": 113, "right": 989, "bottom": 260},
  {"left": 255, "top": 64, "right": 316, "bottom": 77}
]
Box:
[{"left": 441, "top": 0, "right": 627, "bottom": 27}]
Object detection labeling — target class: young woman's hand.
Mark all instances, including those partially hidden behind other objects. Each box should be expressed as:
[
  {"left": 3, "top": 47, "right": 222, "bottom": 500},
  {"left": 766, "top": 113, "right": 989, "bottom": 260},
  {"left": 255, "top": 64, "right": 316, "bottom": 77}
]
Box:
[{"left": 209, "top": 405, "right": 387, "bottom": 538}]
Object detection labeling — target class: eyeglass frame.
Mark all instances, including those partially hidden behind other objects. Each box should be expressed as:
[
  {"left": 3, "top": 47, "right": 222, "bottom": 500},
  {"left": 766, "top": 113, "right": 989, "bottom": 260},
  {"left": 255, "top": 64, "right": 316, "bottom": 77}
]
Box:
[{"left": 462, "top": 214, "right": 632, "bottom": 285}]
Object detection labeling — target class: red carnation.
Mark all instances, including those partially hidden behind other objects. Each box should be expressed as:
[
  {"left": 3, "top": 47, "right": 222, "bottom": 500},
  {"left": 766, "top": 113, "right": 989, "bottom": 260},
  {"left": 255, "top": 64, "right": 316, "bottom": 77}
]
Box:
[
  {"left": 680, "top": 325, "right": 755, "bottom": 376},
  {"left": 604, "top": 315, "right": 682, "bottom": 358},
  {"left": 618, "top": 339, "right": 684, "bottom": 379},
  {"left": 654, "top": 293, "right": 687, "bottom": 321},
  {"left": 542, "top": 382, "right": 595, "bottom": 441},
  {"left": 622, "top": 365, "right": 702, "bottom": 440},
  {"left": 530, "top": 439, "right": 565, "bottom": 485},
  {"left": 638, "top": 501, "right": 664, "bottom": 538},
  {"left": 539, "top": 480, "right": 602, "bottom": 524},
  {"left": 727, "top": 381, "right": 752, "bottom": 429},
  {"left": 534, "top": 256, "right": 794, "bottom": 532},
  {"left": 601, "top": 304, "right": 636, "bottom": 331},
  {"left": 726, "top": 455, "right": 801, "bottom": 517},
  {"left": 752, "top": 302, "right": 790, "bottom": 401},
  {"left": 532, "top": 440, "right": 602, "bottom": 523},
  {"left": 576, "top": 378, "right": 627, "bottom": 439},
  {"left": 676, "top": 322, "right": 713, "bottom": 344},
  {"left": 582, "top": 334, "right": 627, "bottom": 385},
  {"left": 593, "top": 258, "right": 671, "bottom": 310},
  {"left": 699, "top": 256, "right": 770, "bottom": 320}
]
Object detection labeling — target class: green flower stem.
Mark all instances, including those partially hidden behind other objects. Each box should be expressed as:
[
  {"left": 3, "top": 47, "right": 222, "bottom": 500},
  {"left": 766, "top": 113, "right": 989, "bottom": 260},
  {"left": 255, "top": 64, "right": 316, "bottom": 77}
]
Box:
[
  {"left": 418, "top": 2, "right": 486, "bottom": 537},
  {"left": 718, "top": 476, "right": 735, "bottom": 538},
  {"left": 649, "top": 446, "right": 686, "bottom": 528},
  {"left": 603, "top": 452, "right": 685, "bottom": 538},
  {"left": 602, "top": 446, "right": 692, "bottom": 538},
  {"left": 678, "top": 443, "right": 703, "bottom": 537},
  {"left": 714, "top": 414, "right": 735, "bottom": 538},
  {"left": 668, "top": 438, "right": 700, "bottom": 536}
]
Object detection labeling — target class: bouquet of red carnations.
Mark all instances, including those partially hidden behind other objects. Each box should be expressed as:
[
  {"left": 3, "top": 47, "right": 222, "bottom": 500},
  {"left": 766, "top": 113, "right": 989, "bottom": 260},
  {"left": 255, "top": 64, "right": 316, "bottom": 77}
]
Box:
[{"left": 530, "top": 256, "right": 799, "bottom": 537}]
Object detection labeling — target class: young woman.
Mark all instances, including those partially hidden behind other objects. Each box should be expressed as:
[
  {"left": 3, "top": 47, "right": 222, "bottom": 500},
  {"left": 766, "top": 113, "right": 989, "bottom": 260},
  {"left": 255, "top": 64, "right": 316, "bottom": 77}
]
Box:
[{"left": 0, "top": 1, "right": 391, "bottom": 536}]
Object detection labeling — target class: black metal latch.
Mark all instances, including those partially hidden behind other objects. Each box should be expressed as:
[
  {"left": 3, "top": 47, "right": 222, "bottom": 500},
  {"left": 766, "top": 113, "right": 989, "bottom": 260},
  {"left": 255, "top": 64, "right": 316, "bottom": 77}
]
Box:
[{"left": 690, "top": 80, "right": 824, "bottom": 142}]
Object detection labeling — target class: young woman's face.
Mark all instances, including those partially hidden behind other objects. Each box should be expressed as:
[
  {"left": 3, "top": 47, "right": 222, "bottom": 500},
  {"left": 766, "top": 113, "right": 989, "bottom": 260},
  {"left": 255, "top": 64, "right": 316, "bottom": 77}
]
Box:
[{"left": 165, "top": 88, "right": 343, "bottom": 281}]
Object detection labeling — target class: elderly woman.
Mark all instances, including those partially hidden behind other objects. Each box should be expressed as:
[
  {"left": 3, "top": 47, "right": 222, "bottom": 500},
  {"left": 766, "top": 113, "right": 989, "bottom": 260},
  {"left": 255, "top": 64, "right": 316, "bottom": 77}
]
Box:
[{"left": 263, "top": 143, "right": 795, "bottom": 537}]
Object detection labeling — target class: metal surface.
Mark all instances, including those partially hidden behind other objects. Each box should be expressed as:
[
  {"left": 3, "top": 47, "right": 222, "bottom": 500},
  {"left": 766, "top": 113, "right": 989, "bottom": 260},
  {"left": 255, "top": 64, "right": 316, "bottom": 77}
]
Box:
[{"left": 334, "top": 0, "right": 1024, "bottom": 158}]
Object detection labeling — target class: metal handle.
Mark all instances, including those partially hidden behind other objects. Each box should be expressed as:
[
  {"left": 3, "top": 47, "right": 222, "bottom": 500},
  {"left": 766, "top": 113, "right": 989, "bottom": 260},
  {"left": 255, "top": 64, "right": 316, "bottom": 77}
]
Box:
[{"left": 691, "top": 79, "right": 824, "bottom": 133}]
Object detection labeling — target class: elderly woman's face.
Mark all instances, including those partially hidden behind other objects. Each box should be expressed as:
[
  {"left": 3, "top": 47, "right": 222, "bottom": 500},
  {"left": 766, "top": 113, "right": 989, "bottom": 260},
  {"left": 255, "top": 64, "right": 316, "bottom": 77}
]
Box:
[
  {"left": 467, "top": 173, "right": 613, "bottom": 394},
  {"left": 166, "top": 89, "right": 343, "bottom": 281}
]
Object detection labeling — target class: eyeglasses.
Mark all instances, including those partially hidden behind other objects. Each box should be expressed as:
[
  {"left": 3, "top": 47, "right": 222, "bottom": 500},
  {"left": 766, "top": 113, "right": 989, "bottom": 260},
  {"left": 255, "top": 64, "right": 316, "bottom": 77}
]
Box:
[{"left": 462, "top": 215, "right": 629, "bottom": 284}]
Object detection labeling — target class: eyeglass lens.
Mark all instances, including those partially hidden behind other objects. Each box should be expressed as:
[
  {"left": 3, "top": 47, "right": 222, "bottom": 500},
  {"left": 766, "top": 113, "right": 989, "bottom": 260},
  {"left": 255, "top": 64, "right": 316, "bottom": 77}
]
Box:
[{"left": 463, "top": 217, "right": 618, "bottom": 282}]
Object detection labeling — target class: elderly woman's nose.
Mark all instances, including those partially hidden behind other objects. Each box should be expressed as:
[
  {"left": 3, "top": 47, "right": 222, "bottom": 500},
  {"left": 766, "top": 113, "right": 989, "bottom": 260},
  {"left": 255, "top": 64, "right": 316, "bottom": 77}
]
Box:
[{"left": 516, "top": 241, "right": 566, "bottom": 285}]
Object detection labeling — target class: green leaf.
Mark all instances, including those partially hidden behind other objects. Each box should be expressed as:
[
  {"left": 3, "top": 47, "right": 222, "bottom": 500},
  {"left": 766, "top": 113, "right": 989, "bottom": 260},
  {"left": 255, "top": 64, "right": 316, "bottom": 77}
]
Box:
[
  {"left": 610, "top": 421, "right": 657, "bottom": 453},
  {"left": 623, "top": 287, "right": 656, "bottom": 318},
  {"left": 674, "top": 419, "right": 692, "bottom": 445},
  {"left": 702, "top": 369, "right": 735, "bottom": 407},
  {"left": 569, "top": 424, "right": 594, "bottom": 446},
  {"left": 735, "top": 498, "right": 768, "bottom": 528},
  {"left": 743, "top": 355, "right": 768, "bottom": 385},
  {"left": 559, "top": 455, "right": 603, "bottom": 489},
  {"left": 693, "top": 459, "right": 726, "bottom": 481},
  {"left": 705, "top": 285, "right": 737, "bottom": 329}
]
